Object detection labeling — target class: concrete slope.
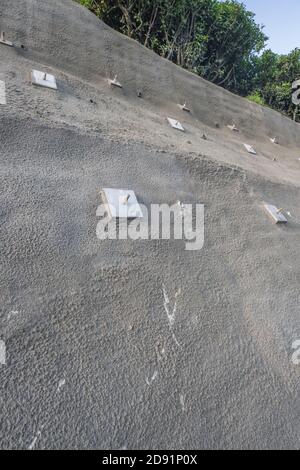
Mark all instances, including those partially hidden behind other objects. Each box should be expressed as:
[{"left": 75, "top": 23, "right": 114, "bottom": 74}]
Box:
[
  {"left": 1, "top": 0, "right": 300, "bottom": 185},
  {"left": 0, "top": 0, "right": 299, "bottom": 450}
]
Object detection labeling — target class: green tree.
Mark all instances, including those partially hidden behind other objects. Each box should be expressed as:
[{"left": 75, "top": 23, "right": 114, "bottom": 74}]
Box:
[
  {"left": 77, "top": 0, "right": 300, "bottom": 121},
  {"left": 198, "top": 1, "right": 266, "bottom": 89},
  {"left": 251, "top": 48, "right": 300, "bottom": 120}
]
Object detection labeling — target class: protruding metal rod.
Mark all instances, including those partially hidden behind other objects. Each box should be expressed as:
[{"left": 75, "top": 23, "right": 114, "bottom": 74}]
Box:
[{"left": 121, "top": 194, "right": 131, "bottom": 205}]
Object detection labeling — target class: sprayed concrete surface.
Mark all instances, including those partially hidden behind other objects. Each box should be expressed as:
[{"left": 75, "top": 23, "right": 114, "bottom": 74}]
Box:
[{"left": 0, "top": 0, "right": 300, "bottom": 450}]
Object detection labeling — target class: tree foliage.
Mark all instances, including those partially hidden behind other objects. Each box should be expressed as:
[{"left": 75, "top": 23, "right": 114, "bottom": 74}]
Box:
[
  {"left": 250, "top": 48, "right": 300, "bottom": 120},
  {"left": 77, "top": 0, "right": 300, "bottom": 121}
]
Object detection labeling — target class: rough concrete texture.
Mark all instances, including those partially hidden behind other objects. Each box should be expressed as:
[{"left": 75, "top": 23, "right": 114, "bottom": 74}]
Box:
[{"left": 0, "top": 0, "right": 300, "bottom": 450}]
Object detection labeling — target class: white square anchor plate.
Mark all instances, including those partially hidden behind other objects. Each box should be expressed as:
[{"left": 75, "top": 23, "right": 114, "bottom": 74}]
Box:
[
  {"left": 264, "top": 204, "right": 287, "bottom": 224},
  {"left": 31, "top": 70, "right": 57, "bottom": 90},
  {"left": 102, "top": 188, "right": 143, "bottom": 219},
  {"left": 167, "top": 118, "right": 185, "bottom": 132},
  {"left": 0, "top": 81, "right": 6, "bottom": 105},
  {"left": 244, "top": 143, "right": 256, "bottom": 155}
]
